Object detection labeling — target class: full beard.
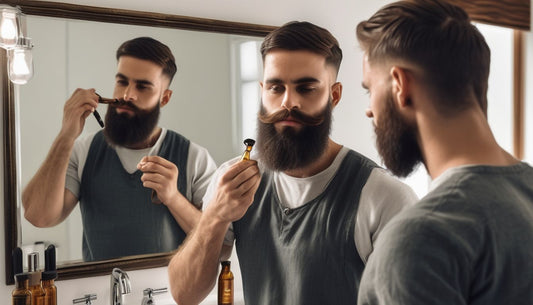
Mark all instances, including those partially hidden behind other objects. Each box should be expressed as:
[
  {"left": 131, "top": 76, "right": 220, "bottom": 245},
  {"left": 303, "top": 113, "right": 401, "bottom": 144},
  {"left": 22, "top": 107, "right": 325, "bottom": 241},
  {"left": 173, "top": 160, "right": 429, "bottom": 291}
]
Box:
[
  {"left": 375, "top": 93, "right": 422, "bottom": 177},
  {"left": 103, "top": 102, "right": 160, "bottom": 147},
  {"left": 256, "top": 100, "right": 332, "bottom": 172}
]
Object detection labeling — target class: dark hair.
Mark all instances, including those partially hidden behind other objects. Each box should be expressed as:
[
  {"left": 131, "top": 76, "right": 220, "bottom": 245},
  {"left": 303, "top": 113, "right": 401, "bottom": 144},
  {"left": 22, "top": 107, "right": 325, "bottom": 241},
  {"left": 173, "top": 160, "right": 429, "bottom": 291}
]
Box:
[
  {"left": 261, "top": 21, "right": 343, "bottom": 75},
  {"left": 356, "top": 0, "right": 490, "bottom": 114},
  {"left": 116, "top": 37, "right": 177, "bottom": 85}
]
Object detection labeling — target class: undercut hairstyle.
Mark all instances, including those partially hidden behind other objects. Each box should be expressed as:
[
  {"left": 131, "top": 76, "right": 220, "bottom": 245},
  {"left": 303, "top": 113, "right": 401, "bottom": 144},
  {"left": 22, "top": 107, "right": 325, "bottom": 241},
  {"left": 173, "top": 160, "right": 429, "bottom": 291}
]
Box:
[
  {"left": 116, "top": 37, "right": 178, "bottom": 85},
  {"left": 356, "top": 0, "right": 490, "bottom": 114},
  {"left": 261, "top": 21, "right": 343, "bottom": 76}
]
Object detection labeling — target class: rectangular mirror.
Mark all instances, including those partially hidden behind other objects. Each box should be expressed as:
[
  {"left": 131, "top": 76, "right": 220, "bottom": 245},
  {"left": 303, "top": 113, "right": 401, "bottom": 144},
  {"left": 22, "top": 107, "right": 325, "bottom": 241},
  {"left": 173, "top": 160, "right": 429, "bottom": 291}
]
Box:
[{"left": 3, "top": 0, "right": 274, "bottom": 284}]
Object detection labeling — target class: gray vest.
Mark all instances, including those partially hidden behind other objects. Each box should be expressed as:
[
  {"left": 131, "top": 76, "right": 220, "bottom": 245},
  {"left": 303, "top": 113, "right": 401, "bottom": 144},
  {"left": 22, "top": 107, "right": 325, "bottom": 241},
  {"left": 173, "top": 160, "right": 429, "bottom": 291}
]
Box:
[
  {"left": 233, "top": 150, "right": 377, "bottom": 305},
  {"left": 79, "top": 130, "right": 190, "bottom": 261}
]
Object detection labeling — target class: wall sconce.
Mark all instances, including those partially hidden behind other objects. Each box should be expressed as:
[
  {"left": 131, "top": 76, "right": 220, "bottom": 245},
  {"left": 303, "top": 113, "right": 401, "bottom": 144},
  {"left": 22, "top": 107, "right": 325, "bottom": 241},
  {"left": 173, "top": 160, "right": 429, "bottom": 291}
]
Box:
[{"left": 0, "top": 4, "right": 34, "bottom": 85}]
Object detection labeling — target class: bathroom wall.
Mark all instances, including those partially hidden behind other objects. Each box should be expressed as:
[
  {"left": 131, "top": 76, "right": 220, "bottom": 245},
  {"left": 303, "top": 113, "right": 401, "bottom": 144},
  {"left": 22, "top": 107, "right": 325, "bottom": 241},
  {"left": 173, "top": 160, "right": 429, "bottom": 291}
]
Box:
[{"left": 1, "top": 0, "right": 531, "bottom": 304}]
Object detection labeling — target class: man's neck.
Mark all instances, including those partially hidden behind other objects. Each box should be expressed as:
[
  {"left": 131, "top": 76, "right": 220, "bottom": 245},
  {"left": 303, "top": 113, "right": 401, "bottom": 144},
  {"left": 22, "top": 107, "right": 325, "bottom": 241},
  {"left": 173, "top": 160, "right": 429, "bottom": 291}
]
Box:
[
  {"left": 282, "top": 139, "right": 342, "bottom": 178},
  {"left": 419, "top": 108, "right": 518, "bottom": 179}
]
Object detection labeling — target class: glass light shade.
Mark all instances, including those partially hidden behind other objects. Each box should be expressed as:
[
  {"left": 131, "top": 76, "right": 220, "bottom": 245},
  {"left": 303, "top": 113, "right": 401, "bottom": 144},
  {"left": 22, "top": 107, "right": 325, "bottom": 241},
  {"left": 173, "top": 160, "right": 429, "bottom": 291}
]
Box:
[
  {"left": 8, "top": 37, "right": 33, "bottom": 85},
  {"left": 0, "top": 5, "right": 21, "bottom": 49}
]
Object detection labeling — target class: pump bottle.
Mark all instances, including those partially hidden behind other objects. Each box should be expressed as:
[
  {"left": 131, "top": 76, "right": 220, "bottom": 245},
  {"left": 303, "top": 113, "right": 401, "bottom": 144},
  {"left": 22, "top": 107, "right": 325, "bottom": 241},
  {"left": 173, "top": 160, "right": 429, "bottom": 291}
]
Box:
[{"left": 27, "top": 252, "right": 45, "bottom": 305}]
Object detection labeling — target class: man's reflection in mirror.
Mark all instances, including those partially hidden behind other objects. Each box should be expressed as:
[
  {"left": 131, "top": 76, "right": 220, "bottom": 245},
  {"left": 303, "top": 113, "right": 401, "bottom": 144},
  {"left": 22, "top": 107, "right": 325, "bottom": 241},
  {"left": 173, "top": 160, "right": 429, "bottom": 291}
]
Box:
[{"left": 22, "top": 37, "right": 217, "bottom": 261}]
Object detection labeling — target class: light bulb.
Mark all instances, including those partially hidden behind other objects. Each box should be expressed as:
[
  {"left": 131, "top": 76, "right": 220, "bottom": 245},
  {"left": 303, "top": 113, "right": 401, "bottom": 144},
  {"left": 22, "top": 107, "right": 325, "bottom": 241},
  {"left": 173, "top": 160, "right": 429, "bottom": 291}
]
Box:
[
  {"left": 0, "top": 5, "right": 20, "bottom": 49},
  {"left": 8, "top": 37, "right": 33, "bottom": 85}
]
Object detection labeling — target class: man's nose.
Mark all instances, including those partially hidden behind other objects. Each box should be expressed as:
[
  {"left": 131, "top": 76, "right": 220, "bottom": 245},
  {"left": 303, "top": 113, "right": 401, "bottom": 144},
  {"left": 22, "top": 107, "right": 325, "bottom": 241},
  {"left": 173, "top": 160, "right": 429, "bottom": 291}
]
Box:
[
  {"left": 281, "top": 90, "right": 300, "bottom": 110},
  {"left": 123, "top": 85, "right": 137, "bottom": 102},
  {"left": 365, "top": 108, "right": 373, "bottom": 118}
]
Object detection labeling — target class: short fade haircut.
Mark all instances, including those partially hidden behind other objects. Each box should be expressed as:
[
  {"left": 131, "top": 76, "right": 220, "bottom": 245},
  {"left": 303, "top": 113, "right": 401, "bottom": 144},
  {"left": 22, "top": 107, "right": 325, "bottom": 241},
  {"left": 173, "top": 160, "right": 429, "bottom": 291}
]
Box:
[
  {"left": 261, "top": 21, "right": 343, "bottom": 76},
  {"left": 116, "top": 37, "right": 178, "bottom": 85},
  {"left": 356, "top": 0, "right": 490, "bottom": 114}
]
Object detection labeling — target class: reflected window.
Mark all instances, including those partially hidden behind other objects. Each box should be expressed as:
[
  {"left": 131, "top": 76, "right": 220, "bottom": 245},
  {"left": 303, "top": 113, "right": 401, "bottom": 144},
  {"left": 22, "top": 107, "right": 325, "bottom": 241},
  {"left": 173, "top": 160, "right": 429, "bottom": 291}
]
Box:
[{"left": 232, "top": 38, "right": 262, "bottom": 152}]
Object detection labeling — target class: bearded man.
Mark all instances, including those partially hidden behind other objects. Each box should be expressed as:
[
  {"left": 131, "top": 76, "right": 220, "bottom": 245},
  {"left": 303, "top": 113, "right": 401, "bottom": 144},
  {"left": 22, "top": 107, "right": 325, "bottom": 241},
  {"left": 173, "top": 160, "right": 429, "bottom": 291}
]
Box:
[
  {"left": 356, "top": 1, "right": 533, "bottom": 304},
  {"left": 22, "top": 37, "right": 216, "bottom": 261},
  {"left": 168, "top": 21, "right": 418, "bottom": 305}
]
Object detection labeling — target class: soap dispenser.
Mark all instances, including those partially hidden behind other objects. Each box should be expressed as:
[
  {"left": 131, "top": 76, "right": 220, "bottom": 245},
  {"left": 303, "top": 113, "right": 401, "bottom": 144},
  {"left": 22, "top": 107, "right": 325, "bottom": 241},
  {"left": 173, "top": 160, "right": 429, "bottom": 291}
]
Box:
[
  {"left": 27, "top": 252, "right": 46, "bottom": 305},
  {"left": 42, "top": 245, "right": 57, "bottom": 305}
]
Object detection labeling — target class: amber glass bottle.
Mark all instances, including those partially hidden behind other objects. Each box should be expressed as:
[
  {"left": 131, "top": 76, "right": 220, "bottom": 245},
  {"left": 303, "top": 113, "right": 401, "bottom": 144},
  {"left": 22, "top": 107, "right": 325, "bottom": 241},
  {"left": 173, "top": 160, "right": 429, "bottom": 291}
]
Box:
[
  {"left": 218, "top": 261, "right": 234, "bottom": 305},
  {"left": 42, "top": 245, "right": 57, "bottom": 305},
  {"left": 28, "top": 252, "right": 45, "bottom": 305},
  {"left": 12, "top": 273, "right": 32, "bottom": 305},
  {"left": 241, "top": 138, "right": 255, "bottom": 161},
  {"left": 41, "top": 273, "right": 57, "bottom": 305}
]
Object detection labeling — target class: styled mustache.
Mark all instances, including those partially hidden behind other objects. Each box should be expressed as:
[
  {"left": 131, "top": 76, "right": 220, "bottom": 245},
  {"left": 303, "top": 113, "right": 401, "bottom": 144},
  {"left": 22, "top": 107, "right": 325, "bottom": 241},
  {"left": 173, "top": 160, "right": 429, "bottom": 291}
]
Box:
[
  {"left": 258, "top": 108, "right": 324, "bottom": 126},
  {"left": 97, "top": 94, "right": 139, "bottom": 111}
]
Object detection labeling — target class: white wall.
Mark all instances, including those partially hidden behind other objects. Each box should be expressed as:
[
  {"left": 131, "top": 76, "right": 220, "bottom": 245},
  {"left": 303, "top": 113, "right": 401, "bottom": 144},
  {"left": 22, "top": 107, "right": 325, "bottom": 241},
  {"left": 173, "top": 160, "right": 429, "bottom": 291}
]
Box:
[{"left": 1, "top": 0, "right": 531, "bottom": 304}]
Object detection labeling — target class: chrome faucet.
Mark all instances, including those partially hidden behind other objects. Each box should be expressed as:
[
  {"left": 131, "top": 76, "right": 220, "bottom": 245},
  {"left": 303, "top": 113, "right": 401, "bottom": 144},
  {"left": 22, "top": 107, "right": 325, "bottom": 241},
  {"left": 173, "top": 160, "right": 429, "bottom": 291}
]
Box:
[{"left": 110, "top": 268, "right": 132, "bottom": 305}]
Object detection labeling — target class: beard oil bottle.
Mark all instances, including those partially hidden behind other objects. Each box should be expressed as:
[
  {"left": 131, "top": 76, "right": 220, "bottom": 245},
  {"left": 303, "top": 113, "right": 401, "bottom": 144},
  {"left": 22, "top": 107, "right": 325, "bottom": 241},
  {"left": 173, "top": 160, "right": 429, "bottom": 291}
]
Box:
[
  {"left": 12, "top": 273, "right": 32, "bottom": 305},
  {"left": 42, "top": 245, "right": 57, "bottom": 305},
  {"left": 218, "top": 260, "right": 234, "bottom": 305}
]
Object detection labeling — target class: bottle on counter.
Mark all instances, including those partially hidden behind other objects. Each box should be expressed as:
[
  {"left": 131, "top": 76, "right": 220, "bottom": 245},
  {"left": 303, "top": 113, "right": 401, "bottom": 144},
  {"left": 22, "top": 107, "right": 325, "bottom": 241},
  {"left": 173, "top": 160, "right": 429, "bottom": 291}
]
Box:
[
  {"left": 42, "top": 245, "right": 57, "bottom": 305},
  {"left": 218, "top": 260, "right": 234, "bottom": 305},
  {"left": 12, "top": 273, "right": 32, "bottom": 305},
  {"left": 12, "top": 247, "right": 32, "bottom": 305},
  {"left": 27, "top": 252, "right": 46, "bottom": 305}
]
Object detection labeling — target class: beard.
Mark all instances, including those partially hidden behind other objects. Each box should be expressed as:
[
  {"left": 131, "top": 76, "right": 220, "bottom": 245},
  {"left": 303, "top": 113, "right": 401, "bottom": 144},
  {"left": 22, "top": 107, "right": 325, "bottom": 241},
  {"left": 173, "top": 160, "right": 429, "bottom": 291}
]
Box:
[
  {"left": 256, "top": 100, "right": 332, "bottom": 171},
  {"left": 374, "top": 92, "right": 422, "bottom": 177},
  {"left": 103, "top": 101, "right": 160, "bottom": 147}
]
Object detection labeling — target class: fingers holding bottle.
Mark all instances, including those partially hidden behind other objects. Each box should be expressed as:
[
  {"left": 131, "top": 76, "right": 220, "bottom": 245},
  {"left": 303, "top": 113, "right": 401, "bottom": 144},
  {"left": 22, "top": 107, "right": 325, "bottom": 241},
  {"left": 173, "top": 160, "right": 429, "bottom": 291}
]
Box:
[{"left": 60, "top": 88, "right": 100, "bottom": 141}]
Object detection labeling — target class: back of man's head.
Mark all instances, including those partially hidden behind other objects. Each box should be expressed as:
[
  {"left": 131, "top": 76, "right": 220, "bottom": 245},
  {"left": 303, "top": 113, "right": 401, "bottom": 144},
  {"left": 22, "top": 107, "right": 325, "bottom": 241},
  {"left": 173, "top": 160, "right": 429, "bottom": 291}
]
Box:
[
  {"left": 116, "top": 37, "right": 177, "bottom": 85},
  {"left": 356, "top": 0, "right": 490, "bottom": 115},
  {"left": 261, "top": 21, "right": 343, "bottom": 76}
]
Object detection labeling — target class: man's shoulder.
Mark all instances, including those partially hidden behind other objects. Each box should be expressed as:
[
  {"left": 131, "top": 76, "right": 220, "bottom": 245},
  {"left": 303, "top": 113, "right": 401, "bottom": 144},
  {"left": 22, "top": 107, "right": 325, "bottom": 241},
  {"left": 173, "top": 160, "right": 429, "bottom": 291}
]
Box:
[{"left": 343, "top": 148, "right": 380, "bottom": 168}]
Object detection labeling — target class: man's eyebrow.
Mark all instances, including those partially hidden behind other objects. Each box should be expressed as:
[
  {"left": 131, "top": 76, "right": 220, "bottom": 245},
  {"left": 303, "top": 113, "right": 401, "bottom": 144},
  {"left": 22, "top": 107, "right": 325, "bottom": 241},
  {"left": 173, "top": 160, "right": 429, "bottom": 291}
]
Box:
[
  {"left": 293, "top": 77, "right": 320, "bottom": 84},
  {"left": 115, "top": 73, "right": 155, "bottom": 86},
  {"left": 264, "top": 77, "right": 320, "bottom": 84}
]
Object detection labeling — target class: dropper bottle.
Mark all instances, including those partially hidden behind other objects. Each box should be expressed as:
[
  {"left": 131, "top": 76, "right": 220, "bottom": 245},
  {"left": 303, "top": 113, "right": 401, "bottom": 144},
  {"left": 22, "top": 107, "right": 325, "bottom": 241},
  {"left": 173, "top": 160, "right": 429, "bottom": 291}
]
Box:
[
  {"left": 27, "top": 252, "right": 45, "bottom": 305},
  {"left": 12, "top": 273, "right": 32, "bottom": 305},
  {"left": 12, "top": 247, "right": 31, "bottom": 305},
  {"left": 241, "top": 138, "right": 255, "bottom": 161},
  {"left": 42, "top": 245, "right": 57, "bottom": 305}
]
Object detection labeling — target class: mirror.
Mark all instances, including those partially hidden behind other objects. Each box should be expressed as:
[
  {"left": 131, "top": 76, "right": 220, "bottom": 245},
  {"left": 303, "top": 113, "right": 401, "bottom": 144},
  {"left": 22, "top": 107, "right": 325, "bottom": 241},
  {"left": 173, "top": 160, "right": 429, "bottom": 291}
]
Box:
[{"left": 3, "top": 0, "right": 275, "bottom": 284}]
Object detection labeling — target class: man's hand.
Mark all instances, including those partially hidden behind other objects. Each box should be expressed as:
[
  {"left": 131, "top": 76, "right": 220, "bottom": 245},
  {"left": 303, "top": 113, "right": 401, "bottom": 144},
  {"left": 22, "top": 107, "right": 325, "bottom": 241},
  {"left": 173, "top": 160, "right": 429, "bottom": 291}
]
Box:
[
  {"left": 60, "top": 88, "right": 99, "bottom": 141},
  {"left": 137, "top": 156, "right": 180, "bottom": 205},
  {"left": 206, "top": 160, "right": 261, "bottom": 223}
]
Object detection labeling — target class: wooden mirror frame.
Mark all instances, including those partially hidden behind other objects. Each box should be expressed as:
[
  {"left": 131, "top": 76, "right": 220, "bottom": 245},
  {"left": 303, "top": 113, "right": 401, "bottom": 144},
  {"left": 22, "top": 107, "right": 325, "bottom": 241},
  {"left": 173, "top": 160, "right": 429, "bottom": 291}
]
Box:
[{"left": 2, "top": 0, "right": 275, "bottom": 285}]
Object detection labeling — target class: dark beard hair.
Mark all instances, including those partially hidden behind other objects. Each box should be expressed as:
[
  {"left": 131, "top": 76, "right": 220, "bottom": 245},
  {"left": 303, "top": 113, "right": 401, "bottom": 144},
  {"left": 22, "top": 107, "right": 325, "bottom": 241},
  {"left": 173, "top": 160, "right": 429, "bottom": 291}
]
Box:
[
  {"left": 375, "top": 93, "right": 422, "bottom": 177},
  {"left": 256, "top": 100, "right": 332, "bottom": 171},
  {"left": 103, "top": 102, "right": 160, "bottom": 147}
]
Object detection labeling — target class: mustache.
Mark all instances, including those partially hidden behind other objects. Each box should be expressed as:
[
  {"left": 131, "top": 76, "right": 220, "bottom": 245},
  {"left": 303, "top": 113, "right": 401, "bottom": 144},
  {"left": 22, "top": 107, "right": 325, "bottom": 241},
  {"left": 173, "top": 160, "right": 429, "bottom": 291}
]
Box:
[
  {"left": 257, "top": 108, "right": 324, "bottom": 126},
  {"left": 108, "top": 99, "right": 142, "bottom": 112}
]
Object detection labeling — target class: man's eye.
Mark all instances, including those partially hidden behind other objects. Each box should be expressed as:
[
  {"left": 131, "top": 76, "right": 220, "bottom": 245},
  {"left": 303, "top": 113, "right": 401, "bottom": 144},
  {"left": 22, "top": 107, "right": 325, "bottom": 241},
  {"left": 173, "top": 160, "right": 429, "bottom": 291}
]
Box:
[
  {"left": 116, "top": 80, "right": 128, "bottom": 86},
  {"left": 137, "top": 84, "right": 148, "bottom": 90},
  {"left": 269, "top": 85, "right": 284, "bottom": 93},
  {"left": 297, "top": 86, "right": 315, "bottom": 94}
]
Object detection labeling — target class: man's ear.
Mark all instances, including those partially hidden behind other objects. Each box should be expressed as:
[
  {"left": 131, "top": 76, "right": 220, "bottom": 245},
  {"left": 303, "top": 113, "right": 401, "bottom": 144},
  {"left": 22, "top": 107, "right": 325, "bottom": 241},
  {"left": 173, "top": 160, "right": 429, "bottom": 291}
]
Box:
[
  {"left": 331, "top": 82, "right": 342, "bottom": 107},
  {"left": 160, "top": 89, "right": 172, "bottom": 107},
  {"left": 390, "top": 66, "right": 411, "bottom": 110}
]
